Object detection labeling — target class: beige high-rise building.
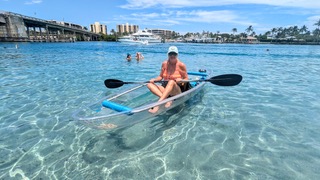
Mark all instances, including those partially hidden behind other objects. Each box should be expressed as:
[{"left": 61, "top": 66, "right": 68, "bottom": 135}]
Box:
[
  {"left": 148, "top": 29, "right": 173, "bottom": 38},
  {"left": 90, "top": 22, "right": 107, "bottom": 34},
  {"left": 116, "top": 23, "right": 139, "bottom": 34}
]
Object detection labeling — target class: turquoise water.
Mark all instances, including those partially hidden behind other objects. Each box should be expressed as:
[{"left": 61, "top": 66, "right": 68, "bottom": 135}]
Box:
[{"left": 1, "top": 42, "right": 320, "bottom": 179}]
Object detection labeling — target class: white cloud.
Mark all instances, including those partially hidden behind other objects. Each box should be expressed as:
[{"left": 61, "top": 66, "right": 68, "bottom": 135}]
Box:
[
  {"left": 112, "top": 13, "right": 180, "bottom": 26},
  {"left": 305, "top": 15, "right": 320, "bottom": 30},
  {"left": 131, "top": 12, "right": 160, "bottom": 18},
  {"left": 111, "top": 10, "right": 255, "bottom": 28},
  {"left": 25, "top": 0, "right": 42, "bottom": 5},
  {"left": 116, "top": 0, "right": 320, "bottom": 33},
  {"left": 121, "top": 0, "right": 320, "bottom": 9},
  {"left": 177, "top": 10, "right": 238, "bottom": 23}
]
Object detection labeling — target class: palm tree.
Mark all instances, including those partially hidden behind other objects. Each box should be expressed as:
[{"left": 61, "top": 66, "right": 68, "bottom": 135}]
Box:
[
  {"left": 264, "top": 31, "right": 271, "bottom": 36},
  {"left": 314, "top": 19, "right": 320, "bottom": 42},
  {"left": 313, "top": 19, "right": 320, "bottom": 40},
  {"left": 246, "top": 25, "right": 253, "bottom": 35},
  {"left": 271, "top": 28, "right": 277, "bottom": 38},
  {"left": 110, "top": 29, "right": 115, "bottom": 35},
  {"left": 276, "top": 27, "right": 284, "bottom": 38},
  {"left": 110, "top": 29, "right": 117, "bottom": 40},
  {"left": 314, "top": 19, "right": 320, "bottom": 28},
  {"left": 292, "top": 26, "right": 299, "bottom": 36},
  {"left": 299, "top": 25, "right": 308, "bottom": 35},
  {"left": 313, "top": 28, "right": 320, "bottom": 42},
  {"left": 232, "top": 28, "right": 237, "bottom": 35}
]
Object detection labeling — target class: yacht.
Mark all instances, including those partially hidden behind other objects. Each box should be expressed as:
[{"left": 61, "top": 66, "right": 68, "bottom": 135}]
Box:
[
  {"left": 118, "top": 36, "right": 148, "bottom": 44},
  {"left": 132, "top": 29, "right": 162, "bottom": 43},
  {"left": 118, "top": 29, "right": 161, "bottom": 43}
]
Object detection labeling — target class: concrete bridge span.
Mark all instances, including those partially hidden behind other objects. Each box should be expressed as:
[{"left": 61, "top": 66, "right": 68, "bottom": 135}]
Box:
[{"left": 0, "top": 11, "right": 100, "bottom": 42}]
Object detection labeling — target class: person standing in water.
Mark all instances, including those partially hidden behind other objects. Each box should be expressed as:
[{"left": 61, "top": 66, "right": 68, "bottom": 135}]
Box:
[
  {"left": 126, "top": 53, "right": 132, "bottom": 61},
  {"left": 136, "top": 52, "right": 144, "bottom": 60}
]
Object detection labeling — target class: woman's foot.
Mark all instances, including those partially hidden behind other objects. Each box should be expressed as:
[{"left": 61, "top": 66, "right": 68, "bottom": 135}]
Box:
[
  {"left": 97, "top": 123, "right": 117, "bottom": 129},
  {"left": 149, "top": 106, "right": 160, "bottom": 113},
  {"left": 165, "top": 101, "right": 173, "bottom": 108}
]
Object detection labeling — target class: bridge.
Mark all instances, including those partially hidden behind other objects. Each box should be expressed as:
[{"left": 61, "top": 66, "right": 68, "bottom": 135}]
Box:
[{"left": 0, "top": 11, "right": 101, "bottom": 42}]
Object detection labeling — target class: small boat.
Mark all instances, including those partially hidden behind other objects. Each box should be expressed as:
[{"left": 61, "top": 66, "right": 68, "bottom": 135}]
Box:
[{"left": 72, "top": 71, "right": 242, "bottom": 130}]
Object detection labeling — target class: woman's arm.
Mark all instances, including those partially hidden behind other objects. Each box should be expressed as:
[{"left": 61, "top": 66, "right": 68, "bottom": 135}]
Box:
[
  {"left": 150, "top": 62, "right": 165, "bottom": 82},
  {"left": 179, "top": 62, "right": 188, "bottom": 80}
]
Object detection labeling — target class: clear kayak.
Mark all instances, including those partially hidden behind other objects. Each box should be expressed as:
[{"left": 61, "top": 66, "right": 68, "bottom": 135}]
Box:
[{"left": 72, "top": 71, "right": 208, "bottom": 130}]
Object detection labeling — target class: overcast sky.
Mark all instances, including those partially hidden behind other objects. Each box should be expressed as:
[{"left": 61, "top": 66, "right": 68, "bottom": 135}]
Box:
[{"left": 2, "top": 0, "right": 320, "bottom": 35}]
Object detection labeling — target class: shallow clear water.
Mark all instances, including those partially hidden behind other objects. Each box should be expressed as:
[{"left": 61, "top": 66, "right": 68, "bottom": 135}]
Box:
[{"left": 1, "top": 42, "right": 320, "bottom": 179}]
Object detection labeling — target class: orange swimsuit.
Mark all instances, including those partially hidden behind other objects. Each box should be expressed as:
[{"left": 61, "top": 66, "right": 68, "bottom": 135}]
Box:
[
  {"left": 161, "top": 61, "right": 190, "bottom": 92},
  {"left": 162, "top": 62, "right": 182, "bottom": 80}
]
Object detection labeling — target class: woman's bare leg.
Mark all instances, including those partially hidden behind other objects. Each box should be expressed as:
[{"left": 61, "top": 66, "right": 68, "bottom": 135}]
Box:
[
  {"left": 149, "top": 80, "right": 181, "bottom": 113},
  {"left": 147, "top": 83, "right": 164, "bottom": 97}
]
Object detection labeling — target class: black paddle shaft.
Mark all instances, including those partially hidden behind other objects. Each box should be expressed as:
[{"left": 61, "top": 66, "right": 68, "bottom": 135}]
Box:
[
  {"left": 104, "top": 74, "right": 242, "bottom": 88},
  {"left": 104, "top": 79, "right": 162, "bottom": 88}
]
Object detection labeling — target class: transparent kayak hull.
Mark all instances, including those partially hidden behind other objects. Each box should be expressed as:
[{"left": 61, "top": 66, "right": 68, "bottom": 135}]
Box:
[{"left": 72, "top": 72, "right": 207, "bottom": 130}]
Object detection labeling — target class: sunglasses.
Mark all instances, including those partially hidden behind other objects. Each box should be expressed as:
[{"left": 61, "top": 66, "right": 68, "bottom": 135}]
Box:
[{"left": 168, "top": 52, "right": 178, "bottom": 56}]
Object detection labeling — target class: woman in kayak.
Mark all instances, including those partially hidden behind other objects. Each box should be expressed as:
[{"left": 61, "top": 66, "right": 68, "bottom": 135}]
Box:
[{"left": 147, "top": 46, "right": 189, "bottom": 113}]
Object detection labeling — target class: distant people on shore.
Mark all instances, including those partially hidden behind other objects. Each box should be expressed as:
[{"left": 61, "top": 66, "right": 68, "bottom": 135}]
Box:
[
  {"left": 126, "top": 53, "right": 132, "bottom": 61},
  {"left": 136, "top": 52, "right": 144, "bottom": 60}
]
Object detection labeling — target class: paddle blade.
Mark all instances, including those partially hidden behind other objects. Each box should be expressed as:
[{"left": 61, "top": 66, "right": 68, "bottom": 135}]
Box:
[
  {"left": 104, "top": 79, "right": 124, "bottom": 88},
  {"left": 208, "top": 74, "right": 242, "bottom": 86}
]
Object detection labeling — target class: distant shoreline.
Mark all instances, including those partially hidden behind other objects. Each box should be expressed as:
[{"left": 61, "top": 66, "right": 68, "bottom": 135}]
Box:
[
  {"left": 1, "top": 40, "right": 320, "bottom": 45},
  {"left": 182, "top": 41, "right": 320, "bottom": 45}
]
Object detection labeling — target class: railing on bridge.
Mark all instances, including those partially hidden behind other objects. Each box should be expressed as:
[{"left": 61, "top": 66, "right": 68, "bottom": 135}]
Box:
[
  {"left": 4, "top": 11, "right": 93, "bottom": 33},
  {"left": 0, "top": 11, "right": 100, "bottom": 42}
]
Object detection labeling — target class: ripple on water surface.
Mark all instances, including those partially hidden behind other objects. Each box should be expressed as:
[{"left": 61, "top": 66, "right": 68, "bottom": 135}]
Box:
[{"left": 0, "top": 42, "right": 320, "bottom": 179}]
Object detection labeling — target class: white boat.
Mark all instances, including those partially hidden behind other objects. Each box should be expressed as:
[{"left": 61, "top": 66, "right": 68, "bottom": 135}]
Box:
[
  {"left": 118, "top": 29, "right": 161, "bottom": 43},
  {"left": 118, "top": 35, "right": 148, "bottom": 44},
  {"left": 132, "top": 29, "right": 162, "bottom": 43}
]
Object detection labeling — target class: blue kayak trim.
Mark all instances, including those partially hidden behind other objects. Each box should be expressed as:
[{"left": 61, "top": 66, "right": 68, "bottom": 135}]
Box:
[
  {"left": 189, "top": 82, "right": 197, "bottom": 87},
  {"left": 187, "top": 72, "right": 208, "bottom": 77},
  {"left": 102, "top": 100, "right": 132, "bottom": 112}
]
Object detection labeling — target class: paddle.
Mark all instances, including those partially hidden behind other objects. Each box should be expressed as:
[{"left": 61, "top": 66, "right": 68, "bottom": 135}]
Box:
[
  {"left": 192, "top": 74, "right": 242, "bottom": 86},
  {"left": 104, "top": 74, "right": 242, "bottom": 88},
  {"left": 104, "top": 79, "right": 162, "bottom": 88}
]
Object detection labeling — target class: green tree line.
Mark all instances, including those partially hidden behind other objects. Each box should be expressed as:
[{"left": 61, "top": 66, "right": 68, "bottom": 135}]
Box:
[
  {"left": 182, "top": 19, "right": 320, "bottom": 43},
  {"left": 97, "top": 19, "right": 320, "bottom": 43}
]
